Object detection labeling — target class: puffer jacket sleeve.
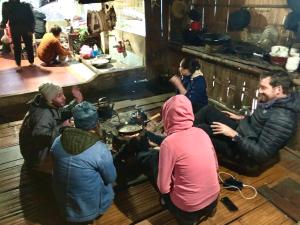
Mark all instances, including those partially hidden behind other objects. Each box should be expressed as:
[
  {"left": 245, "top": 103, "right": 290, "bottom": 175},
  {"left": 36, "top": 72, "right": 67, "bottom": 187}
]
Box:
[
  {"left": 236, "top": 110, "right": 297, "bottom": 163},
  {"left": 31, "top": 109, "right": 55, "bottom": 137},
  {"left": 97, "top": 145, "right": 117, "bottom": 185}
]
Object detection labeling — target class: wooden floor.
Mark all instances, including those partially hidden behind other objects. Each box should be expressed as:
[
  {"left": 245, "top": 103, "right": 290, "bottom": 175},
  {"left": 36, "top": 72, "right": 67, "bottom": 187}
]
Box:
[
  {"left": 0, "top": 94, "right": 299, "bottom": 225},
  {"left": 0, "top": 54, "right": 94, "bottom": 97}
]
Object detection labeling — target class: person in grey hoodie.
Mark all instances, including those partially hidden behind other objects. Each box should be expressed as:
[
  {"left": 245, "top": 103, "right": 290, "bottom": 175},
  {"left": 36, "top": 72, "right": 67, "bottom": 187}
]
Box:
[{"left": 19, "top": 83, "right": 83, "bottom": 169}]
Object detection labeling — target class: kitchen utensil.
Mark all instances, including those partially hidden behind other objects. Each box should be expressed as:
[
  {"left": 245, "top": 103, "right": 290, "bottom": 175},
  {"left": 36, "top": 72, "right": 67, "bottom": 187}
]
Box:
[
  {"left": 118, "top": 124, "right": 143, "bottom": 136},
  {"left": 228, "top": 8, "right": 251, "bottom": 31},
  {"left": 92, "top": 58, "right": 109, "bottom": 68},
  {"left": 97, "top": 97, "right": 114, "bottom": 120}
]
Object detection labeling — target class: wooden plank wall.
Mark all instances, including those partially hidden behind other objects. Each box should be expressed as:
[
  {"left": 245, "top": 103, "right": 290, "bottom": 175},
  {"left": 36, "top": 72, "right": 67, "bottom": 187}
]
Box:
[
  {"left": 194, "top": 0, "right": 293, "bottom": 45},
  {"left": 167, "top": 50, "right": 259, "bottom": 111}
]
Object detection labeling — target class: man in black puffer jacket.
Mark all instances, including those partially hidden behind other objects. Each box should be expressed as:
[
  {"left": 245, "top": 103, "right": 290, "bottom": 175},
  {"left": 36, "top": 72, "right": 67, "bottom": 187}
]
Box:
[{"left": 194, "top": 70, "right": 300, "bottom": 175}]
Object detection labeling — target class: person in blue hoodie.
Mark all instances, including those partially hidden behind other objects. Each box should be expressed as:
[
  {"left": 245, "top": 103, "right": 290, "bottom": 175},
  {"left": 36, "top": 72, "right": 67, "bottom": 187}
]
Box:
[
  {"left": 51, "top": 101, "right": 116, "bottom": 224},
  {"left": 169, "top": 57, "right": 208, "bottom": 113}
]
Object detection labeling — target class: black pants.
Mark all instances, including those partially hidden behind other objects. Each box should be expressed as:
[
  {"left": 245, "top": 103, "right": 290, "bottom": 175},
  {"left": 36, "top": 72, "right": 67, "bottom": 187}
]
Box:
[
  {"left": 163, "top": 194, "right": 218, "bottom": 225},
  {"left": 135, "top": 132, "right": 218, "bottom": 225},
  {"left": 193, "top": 105, "right": 266, "bottom": 175},
  {"left": 11, "top": 30, "right": 34, "bottom": 66},
  {"left": 193, "top": 105, "right": 240, "bottom": 159}
]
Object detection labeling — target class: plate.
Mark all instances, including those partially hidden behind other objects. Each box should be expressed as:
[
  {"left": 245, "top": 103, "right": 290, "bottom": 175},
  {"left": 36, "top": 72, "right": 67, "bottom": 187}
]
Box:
[{"left": 91, "top": 58, "right": 109, "bottom": 68}]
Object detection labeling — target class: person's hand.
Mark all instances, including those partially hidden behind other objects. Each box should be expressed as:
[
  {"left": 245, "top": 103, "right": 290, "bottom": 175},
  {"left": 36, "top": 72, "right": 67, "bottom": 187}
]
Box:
[
  {"left": 145, "top": 121, "right": 158, "bottom": 132},
  {"left": 211, "top": 122, "right": 238, "bottom": 138},
  {"left": 72, "top": 86, "right": 83, "bottom": 103},
  {"left": 169, "top": 75, "right": 182, "bottom": 88},
  {"left": 62, "top": 119, "right": 73, "bottom": 127},
  {"left": 222, "top": 111, "right": 245, "bottom": 121},
  {"left": 148, "top": 140, "right": 159, "bottom": 148}
]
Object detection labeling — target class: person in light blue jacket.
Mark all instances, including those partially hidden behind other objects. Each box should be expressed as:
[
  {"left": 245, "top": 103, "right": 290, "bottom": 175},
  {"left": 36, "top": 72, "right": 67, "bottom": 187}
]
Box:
[{"left": 51, "top": 101, "right": 116, "bottom": 223}]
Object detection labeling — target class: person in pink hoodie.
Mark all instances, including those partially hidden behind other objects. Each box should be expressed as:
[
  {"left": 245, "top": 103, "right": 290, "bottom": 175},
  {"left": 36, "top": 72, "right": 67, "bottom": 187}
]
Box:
[
  {"left": 129, "top": 95, "right": 219, "bottom": 225},
  {"left": 157, "top": 94, "right": 220, "bottom": 225}
]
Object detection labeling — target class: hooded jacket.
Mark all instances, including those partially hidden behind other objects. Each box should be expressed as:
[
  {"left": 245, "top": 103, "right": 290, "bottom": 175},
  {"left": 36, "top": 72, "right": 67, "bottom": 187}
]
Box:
[
  {"left": 19, "top": 94, "right": 76, "bottom": 166},
  {"left": 157, "top": 95, "right": 220, "bottom": 212},
  {"left": 236, "top": 92, "right": 300, "bottom": 164},
  {"left": 181, "top": 70, "right": 208, "bottom": 113},
  {"left": 51, "top": 128, "right": 116, "bottom": 222}
]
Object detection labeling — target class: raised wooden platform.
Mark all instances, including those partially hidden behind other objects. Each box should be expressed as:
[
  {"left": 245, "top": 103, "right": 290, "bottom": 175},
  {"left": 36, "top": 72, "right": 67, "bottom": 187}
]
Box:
[{"left": 0, "top": 94, "right": 299, "bottom": 225}]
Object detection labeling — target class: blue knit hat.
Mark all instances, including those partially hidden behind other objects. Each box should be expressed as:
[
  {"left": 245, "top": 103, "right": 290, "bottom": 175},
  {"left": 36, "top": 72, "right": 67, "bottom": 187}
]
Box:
[{"left": 72, "top": 101, "right": 99, "bottom": 130}]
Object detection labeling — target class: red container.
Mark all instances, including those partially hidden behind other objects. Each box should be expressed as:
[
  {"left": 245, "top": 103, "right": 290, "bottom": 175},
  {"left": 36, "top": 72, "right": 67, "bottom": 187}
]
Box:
[
  {"left": 270, "top": 56, "right": 287, "bottom": 66},
  {"left": 191, "top": 21, "right": 202, "bottom": 31}
]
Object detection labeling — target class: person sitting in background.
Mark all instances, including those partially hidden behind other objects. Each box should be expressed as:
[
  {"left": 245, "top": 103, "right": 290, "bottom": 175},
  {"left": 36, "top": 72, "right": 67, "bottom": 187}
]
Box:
[
  {"left": 51, "top": 101, "right": 116, "bottom": 224},
  {"left": 131, "top": 95, "right": 219, "bottom": 225},
  {"left": 37, "top": 25, "right": 72, "bottom": 66},
  {"left": 19, "top": 83, "right": 83, "bottom": 170},
  {"left": 194, "top": 70, "right": 300, "bottom": 175},
  {"left": 0, "top": 0, "right": 35, "bottom": 71},
  {"left": 169, "top": 57, "right": 208, "bottom": 113}
]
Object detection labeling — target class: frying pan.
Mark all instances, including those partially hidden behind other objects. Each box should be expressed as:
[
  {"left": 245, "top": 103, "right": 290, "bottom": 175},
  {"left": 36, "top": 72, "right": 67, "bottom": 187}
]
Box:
[
  {"left": 228, "top": 8, "right": 251, "bottom": 31},
  {"left": 118, "top": 124, "right": 143, "bottom": 136},
  {"left": 117, "top": 113, "right": 161, "bottom": 136}
]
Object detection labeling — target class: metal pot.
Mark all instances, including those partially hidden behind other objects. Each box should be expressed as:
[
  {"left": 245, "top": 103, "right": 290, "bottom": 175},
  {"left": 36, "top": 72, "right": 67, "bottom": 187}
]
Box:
[{"left": 97, "top": 97, "right": 114, "bottom": 120}]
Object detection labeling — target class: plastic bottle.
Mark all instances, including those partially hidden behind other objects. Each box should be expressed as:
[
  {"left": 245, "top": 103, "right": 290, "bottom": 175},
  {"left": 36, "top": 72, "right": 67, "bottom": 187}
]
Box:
[{"left": 93, "top": 44, "right": 99, "bottom": 57}]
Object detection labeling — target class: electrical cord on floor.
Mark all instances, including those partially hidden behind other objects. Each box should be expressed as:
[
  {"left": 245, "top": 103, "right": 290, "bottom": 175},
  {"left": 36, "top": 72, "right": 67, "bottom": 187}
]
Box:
[{"left": 218, "top": 171, "right": 257, "bottom": 200}]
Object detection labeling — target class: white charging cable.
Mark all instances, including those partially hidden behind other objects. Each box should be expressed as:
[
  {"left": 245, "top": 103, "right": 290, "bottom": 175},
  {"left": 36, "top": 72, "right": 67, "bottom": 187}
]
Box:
[{"left": 218, "top": 171, "right": 257, "bottom": 200}]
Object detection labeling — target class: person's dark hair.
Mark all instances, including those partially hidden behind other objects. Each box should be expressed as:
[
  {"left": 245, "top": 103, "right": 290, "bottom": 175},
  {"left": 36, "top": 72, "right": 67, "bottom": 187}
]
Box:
[
  {"left": 261, "top": 70, "right": 293, "bottom": 94},
  {"left": 180, "top": 57, "right": 201, "bottom": 74},
  {"left": 50, "top": 25, "right": 62, "bottom": 37}
]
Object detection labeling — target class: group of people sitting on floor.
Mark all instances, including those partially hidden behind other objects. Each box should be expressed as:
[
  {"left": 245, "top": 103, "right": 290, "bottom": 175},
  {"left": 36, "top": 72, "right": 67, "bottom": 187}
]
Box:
[
  {"left": 0, "top": 0, "right": 72, "bottom": 71},
  {"left": 18, "top": 57, "right": 299, "bottom": 225}
]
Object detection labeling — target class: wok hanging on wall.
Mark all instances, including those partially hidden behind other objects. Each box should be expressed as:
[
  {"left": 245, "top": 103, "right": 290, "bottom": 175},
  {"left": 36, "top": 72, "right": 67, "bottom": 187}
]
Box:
[
  {"left": 228, "top": 8, "right": 251, "bottom": 31},
  {"left": 287, "top": 0, "right": 300, "bottom": 13}
]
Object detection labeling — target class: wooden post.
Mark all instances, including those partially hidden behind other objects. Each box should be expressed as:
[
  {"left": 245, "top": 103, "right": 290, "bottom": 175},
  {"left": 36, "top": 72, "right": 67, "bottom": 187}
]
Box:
[{"left": 101, "top": 3, "right": 109, "bottom": 54}]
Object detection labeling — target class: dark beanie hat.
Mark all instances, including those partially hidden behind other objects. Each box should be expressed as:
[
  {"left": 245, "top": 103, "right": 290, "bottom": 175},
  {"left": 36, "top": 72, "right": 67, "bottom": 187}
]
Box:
[{"left": 72, "top": 101, "right": 98, "bottom": 130}]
